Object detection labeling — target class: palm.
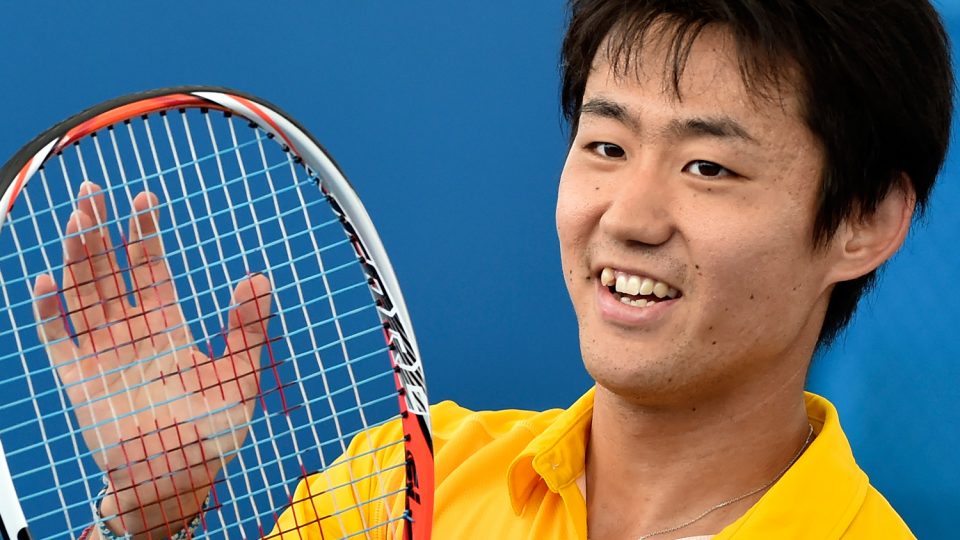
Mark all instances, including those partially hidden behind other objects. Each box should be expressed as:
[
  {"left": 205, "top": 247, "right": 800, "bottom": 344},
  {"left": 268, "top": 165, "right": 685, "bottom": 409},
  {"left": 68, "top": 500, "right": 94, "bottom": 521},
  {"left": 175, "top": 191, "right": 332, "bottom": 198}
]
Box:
[{"left": 33, "top": 182, "right": 271, "bottom": 536}]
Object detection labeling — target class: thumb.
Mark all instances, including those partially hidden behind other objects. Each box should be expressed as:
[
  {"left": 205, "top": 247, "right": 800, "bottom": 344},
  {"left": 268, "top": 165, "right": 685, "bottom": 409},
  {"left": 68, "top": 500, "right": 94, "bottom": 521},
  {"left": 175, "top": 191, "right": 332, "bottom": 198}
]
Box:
[{"left": 223, "top": 273, "right": 273, "bottom": 366}]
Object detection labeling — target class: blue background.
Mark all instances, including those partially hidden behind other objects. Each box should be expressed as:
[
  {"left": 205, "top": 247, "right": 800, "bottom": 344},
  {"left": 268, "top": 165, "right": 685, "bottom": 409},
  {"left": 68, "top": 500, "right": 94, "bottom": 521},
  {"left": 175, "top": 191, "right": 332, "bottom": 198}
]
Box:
[{"left": 0, "top": 1, "right": 956, "bottom": 537}]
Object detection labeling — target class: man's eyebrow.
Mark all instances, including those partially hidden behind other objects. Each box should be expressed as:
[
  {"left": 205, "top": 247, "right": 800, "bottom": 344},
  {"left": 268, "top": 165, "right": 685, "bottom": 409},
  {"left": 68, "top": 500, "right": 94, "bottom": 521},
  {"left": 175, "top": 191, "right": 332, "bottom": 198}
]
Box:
[
  {"left": 580, "top": 97, "right": 642, "bottom": 132},
  {"left": 665, "top": 117, "right": 759, "bottom": 145},
  {"left": 580, "top": 97, "right": 758, "bottom": 145}
]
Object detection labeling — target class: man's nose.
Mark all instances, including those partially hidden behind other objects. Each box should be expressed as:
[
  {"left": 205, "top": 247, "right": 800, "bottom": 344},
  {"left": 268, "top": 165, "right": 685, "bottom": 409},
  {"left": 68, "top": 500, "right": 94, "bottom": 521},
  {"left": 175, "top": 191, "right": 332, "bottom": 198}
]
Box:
[{"left": 598, "top": 165, "right": 676, "bottom": 247}]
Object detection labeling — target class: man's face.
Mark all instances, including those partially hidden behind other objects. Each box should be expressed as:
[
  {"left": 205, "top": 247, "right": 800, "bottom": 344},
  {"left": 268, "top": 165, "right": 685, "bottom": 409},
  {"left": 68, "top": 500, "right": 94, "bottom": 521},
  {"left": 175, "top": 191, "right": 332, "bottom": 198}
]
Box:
[{"left": 557, "top": 27, "right": 839, "bottom": 403}]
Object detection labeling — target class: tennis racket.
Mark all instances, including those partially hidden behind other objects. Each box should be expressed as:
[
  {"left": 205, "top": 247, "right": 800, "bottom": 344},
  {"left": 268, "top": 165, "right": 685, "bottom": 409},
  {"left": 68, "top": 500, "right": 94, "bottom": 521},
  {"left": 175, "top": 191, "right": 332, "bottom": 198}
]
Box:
[{"left": 0, "top": 87, "right": 433, "bottom": 540}]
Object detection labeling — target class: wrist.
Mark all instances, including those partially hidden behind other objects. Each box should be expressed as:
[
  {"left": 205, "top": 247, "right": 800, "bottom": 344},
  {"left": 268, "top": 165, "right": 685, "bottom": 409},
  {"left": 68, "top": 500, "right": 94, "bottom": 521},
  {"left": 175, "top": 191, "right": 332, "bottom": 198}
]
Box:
[{"left": 95, "top": 479, "right": 210, "bottom": 540}]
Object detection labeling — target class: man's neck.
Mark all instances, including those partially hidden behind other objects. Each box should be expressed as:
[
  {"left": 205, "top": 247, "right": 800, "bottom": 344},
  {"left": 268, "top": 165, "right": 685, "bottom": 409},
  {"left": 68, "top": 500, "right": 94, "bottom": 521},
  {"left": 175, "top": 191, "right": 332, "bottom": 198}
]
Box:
[{"left": 582, "top": 369, "right": 812, "bottom": 540}]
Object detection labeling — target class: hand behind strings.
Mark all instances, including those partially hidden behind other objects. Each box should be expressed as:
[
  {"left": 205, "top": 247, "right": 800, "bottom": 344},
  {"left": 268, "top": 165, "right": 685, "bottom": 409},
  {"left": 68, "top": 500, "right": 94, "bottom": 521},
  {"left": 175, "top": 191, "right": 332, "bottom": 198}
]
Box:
[{"left": 32, "top": 181, "right": 272, "bottom": 539}]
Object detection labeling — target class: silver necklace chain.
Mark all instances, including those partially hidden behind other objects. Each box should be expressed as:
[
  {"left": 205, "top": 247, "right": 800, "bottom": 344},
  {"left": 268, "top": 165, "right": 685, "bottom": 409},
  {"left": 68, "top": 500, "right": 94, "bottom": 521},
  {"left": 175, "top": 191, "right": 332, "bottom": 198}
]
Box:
[{"left": 636, "top": 424, "right": 815, "bottom": 540}]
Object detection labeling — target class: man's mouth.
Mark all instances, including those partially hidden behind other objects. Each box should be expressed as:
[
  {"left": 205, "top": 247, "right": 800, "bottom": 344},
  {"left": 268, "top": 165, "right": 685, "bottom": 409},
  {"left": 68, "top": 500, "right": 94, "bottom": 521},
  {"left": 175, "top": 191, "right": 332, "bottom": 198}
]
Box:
[{"left": 600, "top": 267, "right": 682, "bottom": 308}]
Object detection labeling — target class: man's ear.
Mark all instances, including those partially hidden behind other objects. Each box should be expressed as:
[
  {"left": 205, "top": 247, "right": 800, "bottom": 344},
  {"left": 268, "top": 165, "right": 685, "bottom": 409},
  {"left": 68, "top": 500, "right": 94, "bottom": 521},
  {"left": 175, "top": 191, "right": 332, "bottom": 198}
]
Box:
[{"left": 825, "top": 177, "right": 916, "bottom": 284}]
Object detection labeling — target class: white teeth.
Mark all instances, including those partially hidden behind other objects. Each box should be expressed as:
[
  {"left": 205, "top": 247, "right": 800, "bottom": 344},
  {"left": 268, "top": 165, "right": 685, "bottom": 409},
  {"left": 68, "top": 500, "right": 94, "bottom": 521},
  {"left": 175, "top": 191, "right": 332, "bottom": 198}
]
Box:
[
  {"left": 616, "top": 275, "right": 628, "bottom": 294},
  {"left": 600, "top": 267, "right": 681, "bottom": 303},
  {"left": 639, "top": 278, "right": 655, "bottom": 295},
  {"left": 653, "top": 282, "right": 669, "bottom": 299},
  {"left": 626, "top": 275, "right": 641, "bottom": 295},
  {"left": 620, "top": 296, "right": 631, "bottom": 305},
  {"left": 601, "top": 267, "right": 616, "bottom": 286}
]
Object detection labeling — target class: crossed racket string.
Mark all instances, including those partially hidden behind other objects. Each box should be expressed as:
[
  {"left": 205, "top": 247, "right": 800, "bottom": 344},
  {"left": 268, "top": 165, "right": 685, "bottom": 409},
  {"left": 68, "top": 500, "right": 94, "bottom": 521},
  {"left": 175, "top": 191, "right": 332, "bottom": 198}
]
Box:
[{"left": 31, "top": 185, "right": 400, "bottom": 538}]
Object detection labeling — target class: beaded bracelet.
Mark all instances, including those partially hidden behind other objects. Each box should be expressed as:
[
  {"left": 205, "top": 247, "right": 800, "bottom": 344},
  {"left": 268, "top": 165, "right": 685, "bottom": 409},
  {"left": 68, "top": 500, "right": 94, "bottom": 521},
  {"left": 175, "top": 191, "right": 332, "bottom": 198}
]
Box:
[{"left": 89, "top": 479, "right": 210, "bottom": 540}]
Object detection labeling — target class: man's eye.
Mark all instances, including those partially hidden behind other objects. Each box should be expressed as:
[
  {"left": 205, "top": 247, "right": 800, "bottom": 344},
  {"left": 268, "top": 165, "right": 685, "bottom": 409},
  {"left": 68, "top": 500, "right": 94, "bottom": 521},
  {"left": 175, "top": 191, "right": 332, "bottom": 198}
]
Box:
[
  {"left": 684, "top": 160, "right": 735, "bottom": 178},
  {"left": 587, "top": 142, "right": 626, "bottom": 159}
]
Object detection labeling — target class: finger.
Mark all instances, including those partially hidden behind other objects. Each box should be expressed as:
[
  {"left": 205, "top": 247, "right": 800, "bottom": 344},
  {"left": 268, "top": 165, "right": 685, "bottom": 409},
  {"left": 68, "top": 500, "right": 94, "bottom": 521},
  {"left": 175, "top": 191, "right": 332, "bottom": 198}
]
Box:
[
  {"left": 76, "top": 181, "right": 128, "bottom": 318},
  {"left": 126, "top": 191, "right": 174, "bottom": 310},
  {"left": 33, "top": 274, "right": 79, "bottom": 377},
  {"left": 219, "top": 274, "right": 273, "bottom": 397},
  {"left": 226, "top": 273, "right": 273, "bottom": 354},
  {"left": 62, "top": 209, "right": 108, "bottom": 340}
]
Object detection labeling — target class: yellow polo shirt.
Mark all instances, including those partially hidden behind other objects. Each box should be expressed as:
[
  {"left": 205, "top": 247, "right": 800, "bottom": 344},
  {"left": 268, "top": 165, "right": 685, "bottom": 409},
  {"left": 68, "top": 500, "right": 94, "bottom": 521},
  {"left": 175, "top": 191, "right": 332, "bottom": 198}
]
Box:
[{"left": 266, "top": 389, "right": 914, "bottom": 539}]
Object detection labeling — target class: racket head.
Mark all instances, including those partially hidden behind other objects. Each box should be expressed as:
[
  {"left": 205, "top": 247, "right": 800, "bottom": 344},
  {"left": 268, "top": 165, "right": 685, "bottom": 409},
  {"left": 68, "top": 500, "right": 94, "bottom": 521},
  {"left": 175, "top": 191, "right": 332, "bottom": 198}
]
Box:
[{"left": 0, "top": 86, "right": 433, "bottom": 539}]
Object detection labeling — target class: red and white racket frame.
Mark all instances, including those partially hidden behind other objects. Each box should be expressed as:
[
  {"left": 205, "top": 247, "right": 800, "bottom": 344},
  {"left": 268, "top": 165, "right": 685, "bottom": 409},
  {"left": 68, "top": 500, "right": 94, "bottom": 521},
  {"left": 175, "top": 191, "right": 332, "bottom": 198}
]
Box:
[{"left": 0, "top": 87, "right": 434, "bottom": 540}]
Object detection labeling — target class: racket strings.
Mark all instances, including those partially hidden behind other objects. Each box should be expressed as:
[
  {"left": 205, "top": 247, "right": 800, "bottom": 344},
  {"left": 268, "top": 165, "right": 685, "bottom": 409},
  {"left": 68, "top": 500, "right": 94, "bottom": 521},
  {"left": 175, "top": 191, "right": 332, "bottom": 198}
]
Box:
[
  {"left": 71, "top": 115, "right": 273, "bottom": 539},
  {"left": 241, "top": 121, "right": 394, "bottom": 535},
  {"left": 17, "top": 406, "right": 405, "bottom": 519},
  {"left": 2, "top": 316, "right": 393, "bottom": 460},
  {"left": 14, "top": 221, "right": 353, "bottom": 332},
  {"left": 11, "top": 213, "right": 360, "bottom": 417},
  {"left": 1, "top": 185, "right": 94, "bottom": 535},
  {"left": 152, "top": 112, "right": 357, "bottom": 539},
  {"left": 0, "top": 107, "right": 406, "bottom": 539},
  {"left": 220, "top": 117, "right": 352, "bottom": 536}
]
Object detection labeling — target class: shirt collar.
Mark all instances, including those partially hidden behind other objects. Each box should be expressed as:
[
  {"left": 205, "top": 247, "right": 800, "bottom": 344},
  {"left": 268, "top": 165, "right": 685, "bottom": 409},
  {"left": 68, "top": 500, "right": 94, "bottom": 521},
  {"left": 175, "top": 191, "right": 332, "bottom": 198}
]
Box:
[
  {"left": 716, "top": 392, "right": 869, "bottom": 538},
  {"left": 506, "top": 389, "right": 869, "bottom": 537},
  {"left": 507, "top": 387, "right": 595, "bottom": 514}
]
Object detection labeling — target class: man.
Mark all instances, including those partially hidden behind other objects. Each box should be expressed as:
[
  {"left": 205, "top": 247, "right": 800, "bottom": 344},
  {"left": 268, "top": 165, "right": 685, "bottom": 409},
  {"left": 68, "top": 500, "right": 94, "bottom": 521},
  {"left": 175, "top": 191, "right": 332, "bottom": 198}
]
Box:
[{"left": 56, "top": 0, "right": 951, "bottom": 538}]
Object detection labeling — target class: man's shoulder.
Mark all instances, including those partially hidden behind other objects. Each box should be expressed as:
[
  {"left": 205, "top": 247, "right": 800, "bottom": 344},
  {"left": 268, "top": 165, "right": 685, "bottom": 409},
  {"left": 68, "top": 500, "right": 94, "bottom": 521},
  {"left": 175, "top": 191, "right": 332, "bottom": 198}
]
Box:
[
  {"left": 348, "top": 399, "right": 574, "bottom": 463},
  {"left": 429, "top": 400, "right": 565, "bottom": 447}
]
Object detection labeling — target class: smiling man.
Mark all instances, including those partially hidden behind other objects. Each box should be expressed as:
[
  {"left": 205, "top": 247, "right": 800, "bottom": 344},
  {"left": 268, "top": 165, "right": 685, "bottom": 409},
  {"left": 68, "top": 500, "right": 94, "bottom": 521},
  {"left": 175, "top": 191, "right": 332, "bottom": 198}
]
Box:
[
  {"left": 547, "top": 1, "right": 952, "bottom": 537},
  {"left": 559, "top": 23, "right": 900, "bottom": 540},
  {"left": 64, "top": 1, "right": 952, "bottom": 539},
  {"left": 548, "top": 1, "right": 952, "bottom": 537}
]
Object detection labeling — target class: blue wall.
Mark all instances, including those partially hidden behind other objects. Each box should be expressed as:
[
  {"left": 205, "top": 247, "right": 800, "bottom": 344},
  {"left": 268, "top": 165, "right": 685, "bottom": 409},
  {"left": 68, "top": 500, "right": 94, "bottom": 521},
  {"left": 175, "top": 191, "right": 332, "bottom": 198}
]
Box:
[{"left": 0, "top": 1, "right": 956, "bottom": 537}]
